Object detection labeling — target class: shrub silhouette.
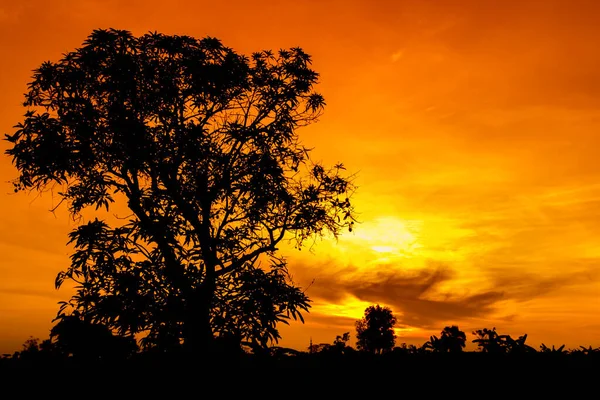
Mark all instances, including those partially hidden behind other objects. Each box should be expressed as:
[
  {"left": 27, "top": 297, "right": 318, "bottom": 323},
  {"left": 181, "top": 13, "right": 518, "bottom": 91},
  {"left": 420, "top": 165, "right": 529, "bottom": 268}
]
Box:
[{"left": 50, "top": 315, "right": 137, "bottom": 360}]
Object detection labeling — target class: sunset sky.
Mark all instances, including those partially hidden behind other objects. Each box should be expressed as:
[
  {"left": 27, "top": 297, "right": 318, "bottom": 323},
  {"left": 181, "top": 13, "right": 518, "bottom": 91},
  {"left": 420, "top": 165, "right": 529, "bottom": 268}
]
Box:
[{"left": 1, "top": 0, "right": 600, "bottom": 354}]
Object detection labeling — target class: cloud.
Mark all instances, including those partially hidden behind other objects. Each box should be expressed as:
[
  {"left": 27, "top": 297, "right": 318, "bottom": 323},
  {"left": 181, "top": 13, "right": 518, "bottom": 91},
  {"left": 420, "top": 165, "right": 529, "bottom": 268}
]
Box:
[
  {"left": 491, "top": 269, "right": 599, "bottom": 302},
  {"left": 303, "top": 314, "right": 357, "bottom": 329},
  {"left": 294, "top": 255, "right": 600, "bottom": 331},
  {"left": 299, "top": 262, "right": 504, "bottom": 329}
]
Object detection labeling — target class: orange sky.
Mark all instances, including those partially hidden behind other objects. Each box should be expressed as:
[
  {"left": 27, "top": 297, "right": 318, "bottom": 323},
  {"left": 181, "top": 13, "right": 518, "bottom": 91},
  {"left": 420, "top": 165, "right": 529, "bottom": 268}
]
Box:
[{"left": 1, "top": 0, "right": 600, "bottom": 354}]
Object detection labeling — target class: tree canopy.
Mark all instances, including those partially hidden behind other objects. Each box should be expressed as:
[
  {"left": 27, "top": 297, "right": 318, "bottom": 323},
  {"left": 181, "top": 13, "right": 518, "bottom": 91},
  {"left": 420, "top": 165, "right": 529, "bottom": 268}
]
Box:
[
  {"left": 5, "top": 28, "right": 356, "bottom": 354},
  {"left": 424, "top": 325, "right": 467, "bottom": 353},
  {"left": 355, "top": 304, "right": 396, "bottom": 354}
]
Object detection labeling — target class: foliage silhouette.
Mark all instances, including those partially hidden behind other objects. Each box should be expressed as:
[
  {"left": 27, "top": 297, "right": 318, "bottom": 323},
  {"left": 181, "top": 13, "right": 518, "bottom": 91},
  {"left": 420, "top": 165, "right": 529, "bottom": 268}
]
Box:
[
  {"left": 4, "top": 321, "right": 600, "bottom": 376},
  {"left": 424, "top": 325, "right": 466, "bottom": 353},
  {"left": 5, "top": 28, "right": 356, "bottom": 354},
  {"left": 50, "top": 315, "right": 137, "bottom": 360},
  {"left": 573, "top": 345, "right": 600, "bottom": 354},
  {"left": 539, "top": 343, "right": 566, "bottom": 353},
  {"left": 309, "top": 332, "right": 353, "bottom": 355},
  {"left": 472, "top": 327, "right": 504, "bottom": 353},
  {"left": 355, "top": 304, "right": 396, "bottom": 354},
  {"left": 332, "top": 332, "right": 351, "bottom": 350},
  {"left": 393, "top": 343, "right": 423, "bottom": 355},
  {"left": 472, "top": 327, "right": 536, "bottom": 354}
]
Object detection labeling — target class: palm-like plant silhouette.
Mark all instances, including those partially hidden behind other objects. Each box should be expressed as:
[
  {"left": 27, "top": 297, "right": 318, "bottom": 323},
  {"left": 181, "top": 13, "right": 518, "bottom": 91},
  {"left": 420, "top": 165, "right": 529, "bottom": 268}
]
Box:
[
  {"left": 573, "top": 345, "right": 600, "bottom": 354},
  {"left": 424, "top": 326, "right": 467, "bottom": 353},
  {"left": 472, "top": 328, "right": 504, "bottom": 353},
  {"left": 539, "top": 343, "right": 566, "bottom": 353},
  {"left": 504, "top": 334, "right": 536, "bottom": 354},
  {"left": 472, "top": 328, "right": 536, "bottom": 354}
]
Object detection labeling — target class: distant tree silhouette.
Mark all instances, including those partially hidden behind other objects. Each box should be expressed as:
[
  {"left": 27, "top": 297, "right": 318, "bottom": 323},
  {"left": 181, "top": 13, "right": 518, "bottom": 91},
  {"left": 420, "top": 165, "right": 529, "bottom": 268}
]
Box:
[
  {"left": 355, "top": 305, "right": 396, "bottom": 354},
  {"left": 330, "top": 332, "right": 353, "bottom": 355},
  {"left": 5, "top": 28, "right": 355, "bottom": 354},
  {"left": 308, "top": 342, "right": 331, "bottom": 354},
  {"left": 539, "top": 343, "right": 566, "bottom": 353},
  {"left": 14, "top": 337, "right": 41, "bottom": 360},
  {"left": 10, "top": 336, "right": 55, "bottom": 361},
  {"left": 393, "top": 343, "right": 422, "bottom": 355},
  {"left": 572, "top": 345, "right": 600, "bottom": 354},
  {"left": 441, "top": 325, "right": 467, "bottom": 352},
  {"left": 472, "top": 327, "right": 535, "bottom": 354},
  {"left": 21, "top": 337, "right": 40, "bottom": 353},
  {"left": 333, "top": 332, "right": 351, "bottom": 348},
  {"left": 307, "top": 332, "right": 353, "bottom": 355},
  {"left": 504, "top": 333, "right": 536, "bottom": 354},
  {"left": 424, "top": 325, "right": 467, "bottom": 353},
  {"left": 472, "top": 327, "right": 504, "bottom": 353}
]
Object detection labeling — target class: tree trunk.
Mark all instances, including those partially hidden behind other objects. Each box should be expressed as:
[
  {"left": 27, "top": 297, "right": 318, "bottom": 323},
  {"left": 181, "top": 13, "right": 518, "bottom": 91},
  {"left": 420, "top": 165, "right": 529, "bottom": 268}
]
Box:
[{"left": 183, "top": 282, "right": 215, "bottom": 356}]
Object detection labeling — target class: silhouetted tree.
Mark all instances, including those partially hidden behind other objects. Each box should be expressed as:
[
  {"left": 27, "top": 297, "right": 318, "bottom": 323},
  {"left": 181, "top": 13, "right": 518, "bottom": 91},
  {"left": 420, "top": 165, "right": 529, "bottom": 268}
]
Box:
[
  {"left": 355, "top": 305, "right": 396, "bottom": 354},
  {"left": 15, "top": 337, "right": 41, "bottom": 360},
  {"left": 393, "top": 343, "right": 421, "bottom": 355},
  {"left": 10, "top": 336, "right": 56, "bottom": 361},
  {"left": 5, "top": 28, "right": 355, "bottom": 354},
  {"left": 307, "top": 332, "right": 352, "bottom": 355},
  {"left": 472, "top": 327, "right": 535, "bottom": 354},
  {"left": 539, "top": 343, "right": 566, "bottom": 353},
  {"left": 423, "top": 335, "right": 442, "bottom": 352},
  {"left": 308, "top": 342, "right": 331, "bottom": 354},
  {"left": 504, "top": 333, "right": 536, "bottom": 354},
  {"left": 329, "top": 332, "right": 353, "bottom": 355},
  {"left": 440, "top": 325, "right": 466, "bottom": 352},
  {"left": 472, "top": 327, "right": 505, "bottom": 353},
  {"left": 333, "top": 332, "right": 351, "bottom": 348}
]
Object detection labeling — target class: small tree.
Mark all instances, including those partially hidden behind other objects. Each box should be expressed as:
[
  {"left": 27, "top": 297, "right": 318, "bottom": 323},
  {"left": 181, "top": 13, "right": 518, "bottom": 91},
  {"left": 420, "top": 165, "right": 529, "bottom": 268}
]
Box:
[
  {"left": 355, "top": 305, "right": 396, "bottom": 354},
  {"left": 472, "top": 327, "right": 504, "bottom": 353},
  {"left": 441, "top": 325, "right": 466, "bottom": 352},
  {"left": 5, "top": 28, "right": 356, "bottom": 354},
  {"left": 424, "top": 325, "right": 466, "bottom": 353}
]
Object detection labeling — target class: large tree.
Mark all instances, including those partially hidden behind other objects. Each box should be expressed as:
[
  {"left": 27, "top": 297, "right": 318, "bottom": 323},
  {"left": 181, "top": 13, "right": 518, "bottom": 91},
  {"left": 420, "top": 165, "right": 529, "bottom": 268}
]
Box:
[{"left": 5, "top": 28, "right": 355, "bottom": 353}]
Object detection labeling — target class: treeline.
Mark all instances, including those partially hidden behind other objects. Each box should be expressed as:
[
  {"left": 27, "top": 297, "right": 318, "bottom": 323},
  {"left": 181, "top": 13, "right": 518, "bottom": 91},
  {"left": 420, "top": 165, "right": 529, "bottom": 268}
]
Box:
[{"left": 2, "top": 304, "right": 599, "bottom": 370}]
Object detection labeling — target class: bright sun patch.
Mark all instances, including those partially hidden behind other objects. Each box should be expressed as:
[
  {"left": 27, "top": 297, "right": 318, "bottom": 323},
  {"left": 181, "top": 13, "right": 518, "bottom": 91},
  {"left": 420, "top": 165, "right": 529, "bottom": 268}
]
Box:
[{"left": 340, "top": 216, "right": 423, "bottom": 264}]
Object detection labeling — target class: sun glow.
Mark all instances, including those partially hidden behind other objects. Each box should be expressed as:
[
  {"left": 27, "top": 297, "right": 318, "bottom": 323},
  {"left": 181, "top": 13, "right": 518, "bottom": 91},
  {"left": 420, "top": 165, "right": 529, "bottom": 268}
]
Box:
[
  {"left": 314, "top": 298, "right": 374, "bottom": 320},
  {"left": 336, "top": 216, "right": 424, "bottom": 264}
]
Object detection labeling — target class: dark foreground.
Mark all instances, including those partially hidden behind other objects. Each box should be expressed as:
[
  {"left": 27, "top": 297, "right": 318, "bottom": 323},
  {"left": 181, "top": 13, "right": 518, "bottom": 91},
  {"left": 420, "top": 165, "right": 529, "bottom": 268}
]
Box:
[
  {"left": 2, "top": 352, "right": 598, "bottom": 397},
  {"left": 3, "top": 351, "right": 599, "bottom": 372}
]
